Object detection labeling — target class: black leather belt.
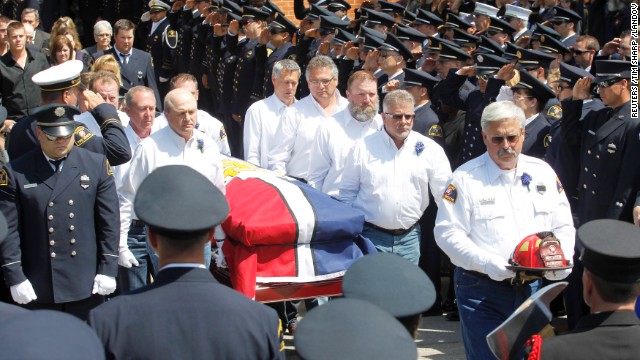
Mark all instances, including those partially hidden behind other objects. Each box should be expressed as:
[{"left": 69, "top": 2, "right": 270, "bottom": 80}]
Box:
[
  {"left": 465, "top": 270, "right": 538, "bottom": 287},
  {"left": 364, "top": 222, "right": 417, "bottom": 236},
  {"left": 131, "top": 219, "right": 145, "bottom": 228}
]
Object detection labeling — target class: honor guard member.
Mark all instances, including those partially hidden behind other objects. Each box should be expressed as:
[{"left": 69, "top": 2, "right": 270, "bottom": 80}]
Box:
[
  {"left": 327, "top": 0, "right": 351, "bottom": 21},
  {"left": 97, "top": 19, "right": 162, "bottom": 112},
  {"left": 504, "top": 4, "right": 532, "bottom": 42},
  {"left": 376, "top": 33, "right": 412, "bottom": 105},
  {"left": 430, "top": 42, "right": 473, "bottom": 122},
  {"left": 486, "top": 16, "right": 516, "bottom": 47},
  {"left": 401, "top": 67, "right": 443, "bottom": 144},
  {"left": 440, "top": 13, "right": 473, "bottom": 41},
  {"left": 514, "top": 48, "right": 563, "bottom": 124},
  {"left": 7, "top": 60, "right": 132, "bottom": 166},
  {"left": 394, "top": 24, "right": 427, "bottom": 62},
  {"left": 89, "top": 165, "right": 284, "bottom": 360},
  {"left": 137, "top": 0, "right": 177, "bottom": 99},
  {"left": 530, "top": 23, "right": 561, "bottom": 51},
  {"left": 472, "top": 2, "right": 499, "bottom": 35},
  {"left": 0, "top": 104, "right": 120, "bottom": 321},
  {"left": 526, "top": 220, "right": 640, "bottom": 360},
  {"left": 510, "top": 70, "right": 555, "bottom": 160},
  {"left": 411, "top": 9, "right": 443, "bottom": 42},
  {"left": 550, "top": 6, "right": 581, "bottom": 47},
  {"left": 362, "top": 8, "right": 396, "bottom": 35},
  {"left": 434, "top": 101, "right": 575, "bottom": 360},
  {"left": 561, "top": 60, "right": 639, "bottom": 328},
  {"left": 294, "top": 4, "right": 333, "bottom": 98},
  {"left": 253, "top": 14, "right": 298, "bottom": 100}
]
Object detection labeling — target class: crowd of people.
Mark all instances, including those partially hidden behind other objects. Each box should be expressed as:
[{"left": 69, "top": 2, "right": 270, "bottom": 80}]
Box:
[{"left": 0, "top": 0, "right": 638, "bottom": 358}]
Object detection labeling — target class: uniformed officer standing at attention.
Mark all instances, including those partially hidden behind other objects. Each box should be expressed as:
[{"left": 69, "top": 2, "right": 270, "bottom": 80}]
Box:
[
  {"left": 526, "top": 219, "right": 640, "bottom": 359},
  {"left": 0, "top": 104, "right": 120, "bottom": 321},
  {"left": 89, "top": 165, "right": 284, "bottom": 360}
]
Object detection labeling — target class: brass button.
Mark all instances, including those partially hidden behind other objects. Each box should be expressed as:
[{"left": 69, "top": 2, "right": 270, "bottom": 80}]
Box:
[
  {"left": 51, "top": 252, "right": 56, "bottom": 258},
  {"left": 70, "top": 238, "right": 76, "bottom": 244},
  {"left": 68, "top": 200, "right": 74, "bottom": 206},
  {"left": 69, "top": 213, "right": 74, "bottom": 219},
  {"left": 48, "top": 215, "right": 54, "bottom": 221},
  {"left": 69, "top": 225, "right": 75, "bottom": 231},
  {"left": 587, "top": 150, "right": 591, "bottom": 154},
  {"left": 71, "top": 251, "right": 77, "bottom": 256},
  {"left": 49, "top": 240, "right": 55, "bottom": 246},
  {"left": 48, "top": 202, "right": 54, "bottom": 207},
  {"left": 583, "top": 184, "right": 587, "bottom": 189},
  {"left": 48, "top": 227, "right": 54, "bottom": 233}
]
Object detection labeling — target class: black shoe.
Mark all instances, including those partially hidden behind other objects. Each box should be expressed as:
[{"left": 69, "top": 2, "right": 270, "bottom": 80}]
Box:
[
  {"left": 442, "top": 299, "right": 459, "bottom": 321},
  {"left": 287, "top": 319, "right": 298, "bottom": 335}
]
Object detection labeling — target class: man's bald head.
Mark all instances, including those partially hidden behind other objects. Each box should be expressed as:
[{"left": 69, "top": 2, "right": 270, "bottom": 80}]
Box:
[{"left": 164, "top": 88, "right": 198, "bottom": 141}]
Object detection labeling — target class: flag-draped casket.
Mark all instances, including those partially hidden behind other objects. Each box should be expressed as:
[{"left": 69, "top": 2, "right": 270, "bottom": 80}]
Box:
[{"left": 219, "top": 158, "right": 375, "bottom": 298}]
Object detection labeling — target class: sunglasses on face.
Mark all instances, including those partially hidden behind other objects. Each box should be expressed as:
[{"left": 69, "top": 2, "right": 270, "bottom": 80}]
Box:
[
  {"left": 239, "top": 19, "right": 255, "bottom": 27},
  {"left": 490, "top": 134, "right": 520, "bottom": 145},
  {"left": 43, "top": 133, "right": 73, "bottom": 141},
  {"left": 385, "top": 113, "right": 415, "bottom": 121},
  {"left": 572, "top": 48, "right": 591, "bottom": 55},
  {"left": 597, "top": 78, "right": 623, "bottom": 88},
  {"left": 269, "top": 28, "right": 286, "bottom": 35},
  {"left": 476, "top": 74, "right": 493, "bottom": 81},
  {"left": 557, "top": 84, "right": 571, "bottom": 91}
]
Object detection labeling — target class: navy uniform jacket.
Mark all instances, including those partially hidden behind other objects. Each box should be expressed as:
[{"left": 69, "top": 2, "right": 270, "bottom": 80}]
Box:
[
  {"left": 88, "top": 267, "right": 284, "bottom": 360},
  {"left": 531, "top": 311, "right": 640, "bottom": 359},
  {"left": 137, "top": 17, "right": 176, "bottom": 84},
  {"left": 0, "top": 147, "right": 119, "bottom": 304},
  {"left": 253, "top": 42, "right": 297, "bottom": 100},
  {"left": 7, "top": 103, "right": 132, "bottom": 166},
  {"left": 562, "top": 100, "right": 640, "bottom": 225},
  {"left": 231, "top": 37, "right": 260, "bottom": 117},
  {"left": 522, "top": 113, "right": 551, "bottom": 160},
  {"left": 412, "top": 102, "right": 445, "bottom": 148},
  {"left": 97, "top": 48, "right": 162, "bottom": 111}
]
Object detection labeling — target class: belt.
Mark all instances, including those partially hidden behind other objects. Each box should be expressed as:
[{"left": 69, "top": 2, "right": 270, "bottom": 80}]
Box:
[
  {"left": 465, "top": 270, "right": 538, "bottom": 287},
  {"left": 131, "top": 219, "right": 146, "bottom": 228},
  {"left": 364, "top": 222, "right": 416, "bottom": 236}
]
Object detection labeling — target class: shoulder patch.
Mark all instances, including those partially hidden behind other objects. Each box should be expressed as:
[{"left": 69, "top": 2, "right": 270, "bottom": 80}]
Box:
[
  {"left": 546, "top": 105, "right": 562, "bottom": 120},
  {"left": 543, "top": 133, "right": 551, "bottom": 147},
  {"left": 428, "top": 124, "right": 443, "bottom": 138},
  {"left": 74, "top": 125, "right": 95, "bottom": 146},
  {"left": 556, "top": 176, "right": 563, "bottom": 193},
  {"left": 219, "top": 126, "right": 227, "bottom": 140},
  {"left": 106, "top": 160, "right": 113, "bottom": 176},
  {"left": 443, "top": 183, "right": 458, "bottom": 204},
  {"left": 0, "top": 169, "right": 8, "bottom": 186}
]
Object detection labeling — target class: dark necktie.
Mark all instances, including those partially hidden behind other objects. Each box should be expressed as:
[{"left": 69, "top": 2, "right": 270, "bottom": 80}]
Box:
[
  {"left": 120, "top": 52, "right": 130, "bottom": 65},
  {"left": 49, "top": 158, "right": 65, "bottom": 173}
]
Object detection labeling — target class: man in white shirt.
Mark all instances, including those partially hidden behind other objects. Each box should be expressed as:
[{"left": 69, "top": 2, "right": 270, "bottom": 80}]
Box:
[
  {"left": 244, "top": 59, "right": 300, "bottom": 168},
  {"left": 112, "top": 86, "right": 157, "bottom": 293},
  {"left": 154, "top": 73, "right": 230, "bottom": 156},
  {"left": 434, "top": 101, "right": 575, "bottom": 360},
  {"left": 339, "top": 90, "right": 451, "bottom": 264},
  {"left": 307, "top": 70, "right": 382, "bottom": 196},
  {"left": 118, "top": 89, "right": 225, "bottom": 291},
  {"left": 268, "top": 56, "right": 347, "bottom": 180}
]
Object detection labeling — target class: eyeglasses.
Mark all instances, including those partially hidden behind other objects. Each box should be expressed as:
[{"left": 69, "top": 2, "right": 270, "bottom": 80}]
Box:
[
  {"left": 486, "top": 30, "right": 502, "bottom": 36},
  {"left": 476, "top": 74, "right": 492, "bottom": 81},
  {"left": 240, "top": 19, "right": 255, "bottom": 27},
  {"left": 43, "top": 132, "right": 73, "bottom": 142},
  {"left": 490, "top": 134, "right": 520, "bottom": 145},
  {"left": 557, "top": 85, "right": 571, "bottom": 91},
  {"left": 269, "top": 28, "right": 286, "bottom": 35},
  {"left": 550, "top": 20, "right": 568, "bottom": 25},
  {"left": 597, "top": 78, "right": 623, "bottom": 88},
  {"left": 513, "top": 94, "right": 534, "bottom": 100},
  {"left": 384, "top": 113, "right": 415, "bottom": 121},
  {"left": 571, "top": 48, "right": 591, "bottom": 55},
  {"left": 379, "top": 52, "right": 400, "bottom": 59},
  {"left": 308, "top": 77, "right": 335, "bottom": 86}
]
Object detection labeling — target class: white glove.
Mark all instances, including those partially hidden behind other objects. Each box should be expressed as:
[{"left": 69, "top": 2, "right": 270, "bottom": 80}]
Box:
[
  {"left": 544, "top": 268, "right": 572, "bottom": 281},
  {"left": 10, "top": 279, "right": 37, "bottom": 304},
  {"left": 215, "top": 240, "right": 227, "bottom": 268},
  {"left": 118, "top": 246, "right": 139, "bottom": 268},
  {"left": 92, "top": 274, "right": 117, "bottom": 295},
  {"left": 484, "top": 255, "right": 515, "bottom": 281}
]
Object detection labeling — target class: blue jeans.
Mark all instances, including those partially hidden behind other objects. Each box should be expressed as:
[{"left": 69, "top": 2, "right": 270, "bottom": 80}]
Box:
[
  {"left": 455, "top": 268, "right": 541, "bottom": 360},
  {"left": 362, "top": 224, "right": 421, "bottom": 265},
  {"left": 117, "top": 225, "right": 157, "bottom": 293}
]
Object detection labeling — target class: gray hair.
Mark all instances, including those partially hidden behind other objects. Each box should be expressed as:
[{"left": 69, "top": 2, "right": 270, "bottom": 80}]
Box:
[
  {"left": 480, "top": 101, "right": 526, "bottom": 130},
  {"left": 272, "top": 59, "right": 301, "bottom": 79},
  {"left": 305, "top": 55, "right": 339, "bottom": 80},
  {"left": 382, "top": 90, "right": 415, "bottom": 113},
  {"left": 94, "top": 20, "right": 113, "bottom": 36},
  {"left": 21, "top": 8, "right": 39, "bottom": 21},
  {"left": 125, "top": 86, "right": 155, "bottom": 108}
]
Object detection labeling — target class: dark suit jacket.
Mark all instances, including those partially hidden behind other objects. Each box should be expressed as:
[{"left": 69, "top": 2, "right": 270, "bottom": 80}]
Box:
[
  {"left": 88, "top": 267, "right": 284, "bottom": 360},
  {"left": 0, "top": 147, "right": 119, "bottom": 304},
  {"left": 96, "top": 47, "right": 162, "bottom": 111},
  {"left": 522, "top": 113, "right": 551, "bottom": 160},
  {"left": 33, "top": 30, "right": 50, "bottom": 50},
  {"left": 536, "top": 311, "right": 640, "bottom": 359}
]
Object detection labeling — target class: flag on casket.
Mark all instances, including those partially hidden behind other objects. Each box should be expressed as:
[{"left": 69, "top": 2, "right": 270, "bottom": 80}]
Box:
[{"left": 219, "top": 158, "right": 376, "bottom": 299}]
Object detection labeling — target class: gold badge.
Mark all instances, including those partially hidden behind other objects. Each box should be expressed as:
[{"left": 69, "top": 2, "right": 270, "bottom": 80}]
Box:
[
  {"left": 516, "top": 50, "right": 522, "bottom": 59},
  {"left": 106, "top": 160, "right": 113, "bottom": 176},
  {"left": 54, "top": 107, "right": 65, "bottom": 117},
  {"left": 0, "top": 169, "right": 8, "bottom": 186},
  {"left": 428, "top": 124, "right": 443, "bottom": 137},
  {"left": 246, "top": 50, "right": 253, "bottom": 58},
  {"left": 540, "top": 35, "right": 546, "bottom": 43}
]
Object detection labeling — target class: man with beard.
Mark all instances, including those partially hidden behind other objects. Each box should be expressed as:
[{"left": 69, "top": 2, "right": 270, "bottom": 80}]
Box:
[
  {"left": 307, "top": 70, "right": 382, "bottom": 197},
  {"left": 434, "top": 101, "right": 575, "bottom": 360},
  {"left": 339, "top": 90, "right": 451, "bottom": 264}
]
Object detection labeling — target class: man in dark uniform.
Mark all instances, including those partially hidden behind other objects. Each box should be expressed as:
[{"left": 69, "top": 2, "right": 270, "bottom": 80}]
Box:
[
  {"left": 88, "top": 165, "right": 284, "bottom": 360},
  {"left": 0, "top": 104, "right": 119, "bottom": 321},
  {"left": 97, "top": 19, "right": 162, "bottom": 112},
  {"left": 550, "top": 6, "right": 581, "bottom": 48},
  {"left": 526, "top": 219, "right": 640, "bottom": 359},
  {"left": 515, "top": 48, "right": 563, "bottom": 124},
  {"left": 7, "top": 60, "right": 131, "bottom": 167}
]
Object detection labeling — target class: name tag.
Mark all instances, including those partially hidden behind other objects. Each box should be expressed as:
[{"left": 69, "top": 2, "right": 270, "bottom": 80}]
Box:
[
  {"left": 23, "top": 183, "right": 37, "bottom": 189},
  {"left": 479, "top": 198, "right": 495, "bottom": 206}
]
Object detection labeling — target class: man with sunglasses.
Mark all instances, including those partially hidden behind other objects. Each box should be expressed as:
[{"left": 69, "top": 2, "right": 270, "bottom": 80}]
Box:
[
  {"left": 560, "top": 59, "right": 639, "bottom": 329},
  {"left": 549, "top": 6, "right": 581, "bottom": 47},
  {"left": 435, "top": 100, "right": 575, "bottom": 360},
  {"left": 571, "top": 35, "right": 599, "bottom": 72},
  {"left": 0, "top": 103, "right": 119, "bottom": 320}
]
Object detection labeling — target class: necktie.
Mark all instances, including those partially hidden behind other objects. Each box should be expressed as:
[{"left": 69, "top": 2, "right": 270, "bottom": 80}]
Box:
[
  {"left": 49, "top": 158, "right": 65, "bottom": 173},
  {"left": 120, "top": 52, "right": 130, "bottom": 65}
]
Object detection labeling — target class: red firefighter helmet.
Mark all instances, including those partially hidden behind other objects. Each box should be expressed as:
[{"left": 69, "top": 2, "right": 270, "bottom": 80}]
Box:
[{"left": 508, "top": 232, "right": 572, "bottom": 273}]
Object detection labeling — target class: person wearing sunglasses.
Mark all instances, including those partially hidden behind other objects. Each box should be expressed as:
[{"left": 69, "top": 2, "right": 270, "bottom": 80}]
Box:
[
  {"left": 253, "top": 15, "right": 297, "bottom": 100},
  {"left": 559, "top": 59, "right": 638, "bottom": 329},
  {"left": 339, "top": 89, "right": 451, "bottom": 265},
  {"left": 549, "top": 6, "right": 581, "bottom": 48},
  {"left": 435, "top": 100, "right": 575, "bottom": 360},
  {"left": 0, "top": 102, "right": 120, "bottom": 321},
  {"left": 570, "top": 35, "right": 599, "bottom": 72},
  {"left": 376, "top": 33, "right": 413, "bottom": 104}
]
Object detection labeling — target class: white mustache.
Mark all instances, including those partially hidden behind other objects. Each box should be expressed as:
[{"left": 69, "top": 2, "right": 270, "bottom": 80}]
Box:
[{"left": 498, "top": 148, "right": 517, "bottom": 156}]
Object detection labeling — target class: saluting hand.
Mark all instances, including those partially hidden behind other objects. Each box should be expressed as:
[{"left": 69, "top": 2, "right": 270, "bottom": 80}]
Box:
[
  {"left": 345, "top": 42, "right": 359, "bottom": 61},
  {"left": 633, "top": 206, "right": 640, "bottom": 226},
  {"left": 317, "top": 41, "right": 330, "bottom": 56},
  {"left": 456, "top": 65, "right": 475, "bottom": 77},
  {"left": 495, "top": 63, "right": 516, "bottom": 81},
  {"left": 228, "top": 20, "right": 239, "bottom": 36},
  {"left": 213, "top": 23, "right": 226, "bottom": 37},
  {"left": 81, "top": 89, "right": 106, "bottom": 111},
  {"left": 572, "top": 77, "right": 592, "bottom": 100},
  {"left": 258, "top": 28, "right": 269, "bottom": 46}
]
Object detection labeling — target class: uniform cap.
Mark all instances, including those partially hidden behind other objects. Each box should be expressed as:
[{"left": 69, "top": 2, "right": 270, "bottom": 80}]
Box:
[
  {"left": 362, "top": 8, "right": 396, "bottom": 28},
  {"left": 504, "top": 42, "right": 523, "bottom": 60},
  {"left": 488, "top": 16, "right": 516, "bottom": 34},
  {"left": 241, "top": 6, "right": 270, "bottom": 20},
  {"left": 537, "top": 34, "right": 569, "bottom": 54},
  {"left": 262, "top": 0, "right": 284, "bottom": 16},
  {"left": 331, "top": 28, "right": 357, "bottom": 45},
  {"left": 473, "top": 35, "right": 505, "bottom": 56},
  {"left": 516, "top": 48, "right": 556, "bottom": 69},
  {"left": 326, "top": 0, "right": 351, "bottom": 11},
  {"left": 593, "top": 60, "right": 631, "bottom": 82},
  {"left": 550, "top": 6, "right": 582, "bottom": 24},
  {"left": 451, "top": 27, "right": 480, "bottom": 46},
  {"left": 578, "top": 219, "right": 640, "bottom": 284},
  {"left": 437, "top": 41, "right": 472, "bottom": 61},
  {"left": 402, "top": 10, "right": 417, "bottom": 24},
  {"left": 556, "top": 62, "right": 593, "bottom": 85},
  {"left": 221, "top": 0, "right": 242, "bottom": 15},
  {"left": 32, "top": 60, "right": 83, "bottom": 92},
  {"left": 149, "top": 0, "right": 170, "bottom": 10},
  {"left": 342, "top": 253, "right": 437, "bottom": 317},
  {"left": 268, "top": 14, "right": 298, "bottom": 34},
  {"left": 134, "top": 165, "right": 229, "bottom": 238},
  {"left": 442, "top": 12, "right": 472, "bottom": 29},
  {"left": 474, "top": 2, "right": 499, "bottom": 17},
  {"left": 504, "top": 4, "right": 532, "bottom": 21},
  {"left": 32, "top": 104, "right": 80, "bottom": 138},
  {"left": 378, "top": 0, "right": 405, "bottom": 14},
  {"left": 395, "top": 23, "right": 427, "bottom": 43},
  {"left": 531, "top": 23, "right": 560, "bottom": 40},
  {"left": 378, "top": 32, "right": 413, "bottom": 61},
  {"left": 402, "top": 67, "right": 438, "bottom": 91},
  {"left": 294, "top": 298, "right": 418, "bottom": 360},
  {"left": 413, "top": 9, "right": 443, "bottom": 26},
  {"left": 319, "top": 14, "right": 350, "bottom": 32},
  {"left": 511, "top": 70, "right": 556, "bottom": 102},
  {"left": 360, "top": 32, "right": 386, "bottom": 51},
  {"left": 474, "top": 53, "right": 510, "bottom": 75},
  {"left": 304, "top": 4, "right": 334, "bottom": 20},
  {"left": 425, "top": 36, "right": 459, "bottom": 54}
]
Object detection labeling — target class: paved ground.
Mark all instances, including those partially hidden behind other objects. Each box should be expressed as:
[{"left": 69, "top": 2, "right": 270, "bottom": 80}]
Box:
[{"left": 283, "top": 314, "right": 466, "bottom": 360}]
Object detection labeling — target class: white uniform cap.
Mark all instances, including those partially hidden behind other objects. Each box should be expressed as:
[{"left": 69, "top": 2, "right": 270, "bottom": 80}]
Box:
[
  {"left": 31, "top": 60, "right": 83, "bottom": 92},
  {"left": 474, "top": 2, "right": 499, "bottom": 17},
  {"left": 505, "top": 4, "right": 532, "bottom": 21}
]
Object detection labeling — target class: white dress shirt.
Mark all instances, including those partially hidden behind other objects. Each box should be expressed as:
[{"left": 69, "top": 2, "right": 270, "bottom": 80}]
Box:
[
  {"left": 154, "top": 110, "right": 230, "bottom": 156},
  {"left": 307, "top": 108, "right": 382, "bottom": 197},
  {"left": 118, "top": 126, "right": 225, "bottom": 247},
  {"left": 243, "top": 94, "right": 292, "bottom": 168},
  {"left": 112, "top": 124, "right": 150, "bottom": 190},
  {"left": 434, "top": 152, "right": 575, "bottom": 275},
  {"left": 268, "top": 92, "right": 349, "bottom": 179},
  {"left": 339, "top": 130, "right": 452, "bottom": 229}
]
